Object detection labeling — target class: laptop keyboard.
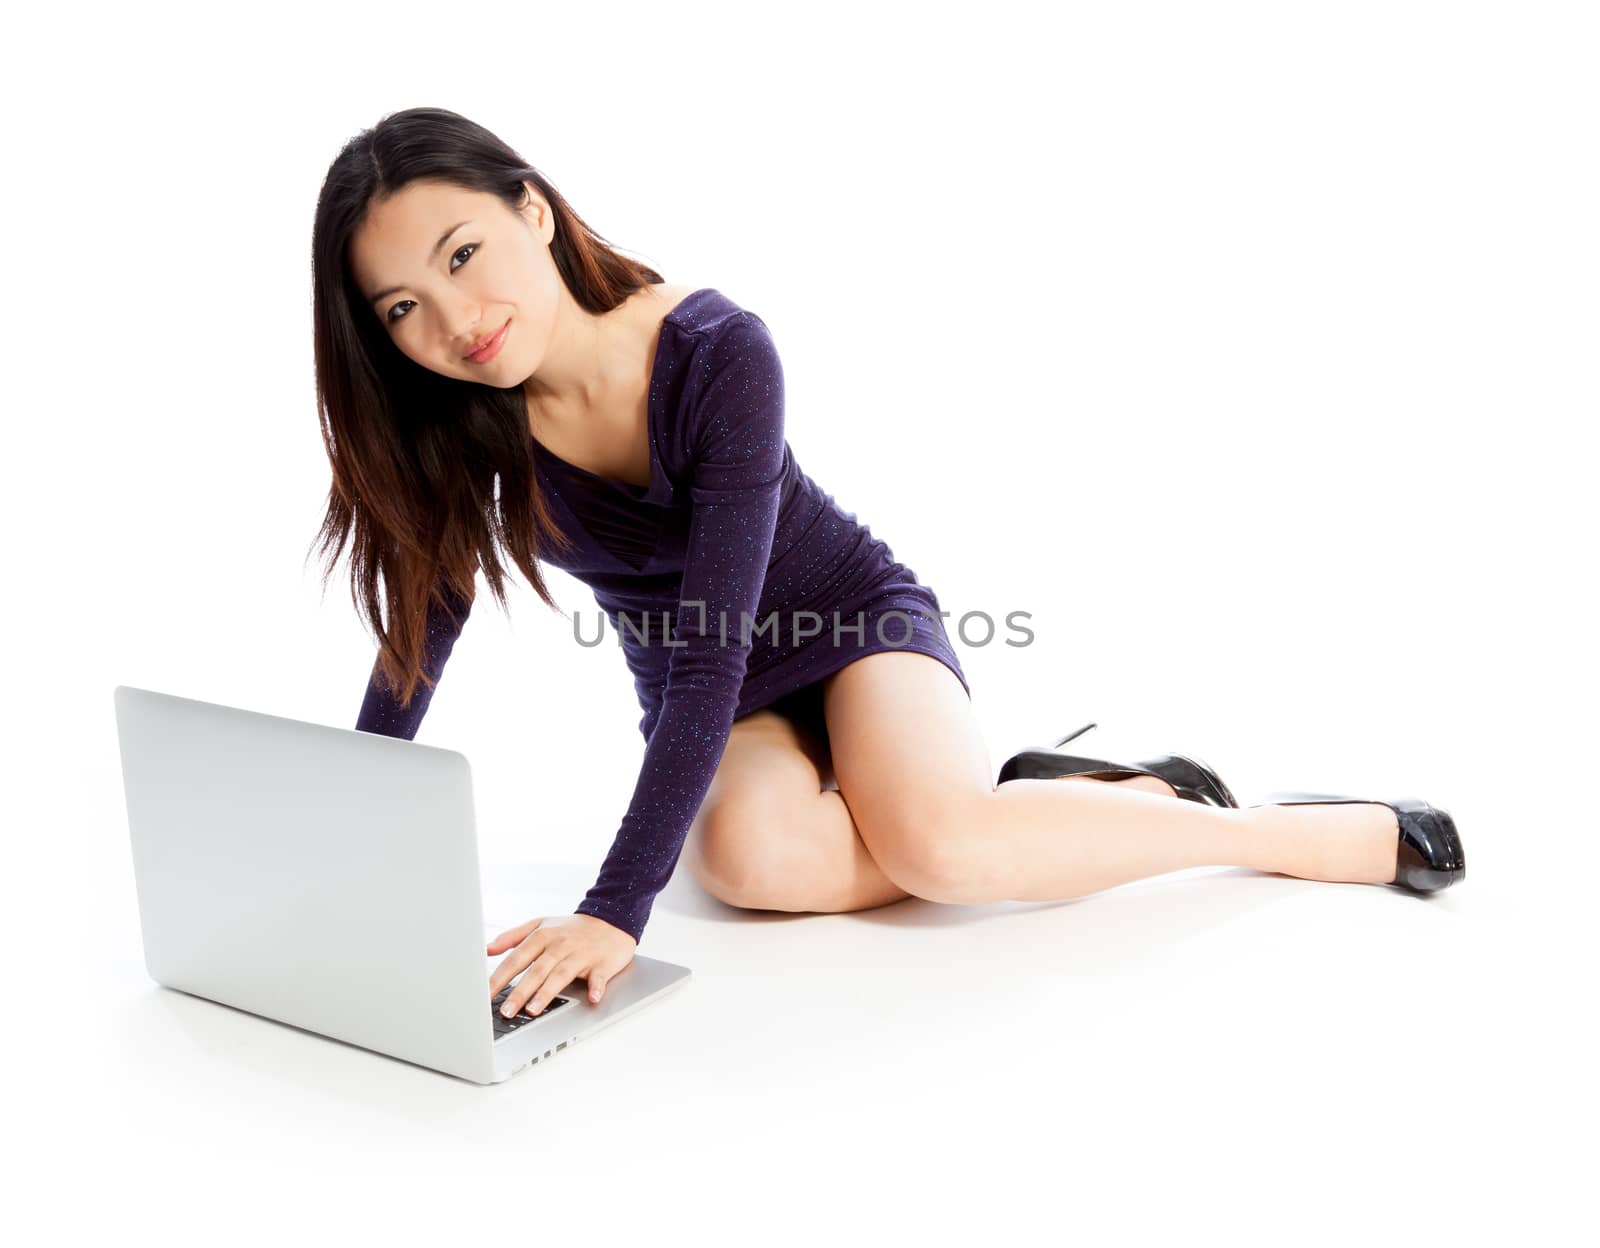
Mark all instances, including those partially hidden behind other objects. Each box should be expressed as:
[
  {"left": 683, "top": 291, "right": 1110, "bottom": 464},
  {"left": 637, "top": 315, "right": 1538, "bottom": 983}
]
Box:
[{"left": 492, "top": 987, "right": 574, "bottom": 1040}]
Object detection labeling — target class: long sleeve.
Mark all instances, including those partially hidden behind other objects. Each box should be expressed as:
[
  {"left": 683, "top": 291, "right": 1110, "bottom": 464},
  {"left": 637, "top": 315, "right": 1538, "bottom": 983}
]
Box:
[
  {"left": 575, "top": 313, "right": 786, "bottom": 943},
  {"left": 354, "top": 581, "right": 473, "bottom": 740}
]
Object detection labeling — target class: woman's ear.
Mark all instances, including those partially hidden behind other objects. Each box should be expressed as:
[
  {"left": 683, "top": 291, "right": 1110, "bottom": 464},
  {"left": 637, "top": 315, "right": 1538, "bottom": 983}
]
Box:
[{"left": 517, "top": 183, "right": 555, "bottom": 245}]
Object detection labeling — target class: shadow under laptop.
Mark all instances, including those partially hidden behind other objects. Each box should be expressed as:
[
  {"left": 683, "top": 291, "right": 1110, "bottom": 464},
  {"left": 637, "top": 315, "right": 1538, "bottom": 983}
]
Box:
[
  {"left": 127, "top": 979, "right": 508, "bottom": 1113},
  {"left": 113, "top": 857, "right": 687, "bottom": 1108}
]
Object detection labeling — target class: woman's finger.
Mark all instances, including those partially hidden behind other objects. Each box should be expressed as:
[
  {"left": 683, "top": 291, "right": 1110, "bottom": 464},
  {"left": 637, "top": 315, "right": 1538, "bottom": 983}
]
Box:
[
  {"left": 503, "top": 950, "right": 587, "bottom": 1018},
  {"left": 488, "top": 932, "right": 547, "bottom": 998},
  {"left": 499, "top": 952, "right": 550, "bottom": 1017}
]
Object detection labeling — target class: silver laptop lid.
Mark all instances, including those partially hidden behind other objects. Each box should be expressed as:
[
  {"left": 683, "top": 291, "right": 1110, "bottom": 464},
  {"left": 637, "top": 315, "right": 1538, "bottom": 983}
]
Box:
[{"left": 113, "top": 685, "right": 497, "bottom": 1083}]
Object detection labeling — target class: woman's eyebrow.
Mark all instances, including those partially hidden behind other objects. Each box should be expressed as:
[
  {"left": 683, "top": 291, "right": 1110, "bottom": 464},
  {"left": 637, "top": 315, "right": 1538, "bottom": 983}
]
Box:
[{"left": 366, "top": 220, "right": 473, "bottom": 304}]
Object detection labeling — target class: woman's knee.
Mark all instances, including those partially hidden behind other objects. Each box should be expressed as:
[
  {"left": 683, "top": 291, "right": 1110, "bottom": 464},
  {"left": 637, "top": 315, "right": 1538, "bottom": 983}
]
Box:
[
  {"left": 686, "top": 706, "right": 835, "bottom": 907},
  {"left": 857, "top": 794, "right": 994, "bottom": 904},
  {"left": 686, "top": 793, "right": 795, "bottom": 905}
]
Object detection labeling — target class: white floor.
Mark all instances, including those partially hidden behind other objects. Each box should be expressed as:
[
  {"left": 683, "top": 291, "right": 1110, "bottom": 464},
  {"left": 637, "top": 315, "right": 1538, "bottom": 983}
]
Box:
[{"left": 30, "top": 752, "right": 1591, "bottom": 1243}]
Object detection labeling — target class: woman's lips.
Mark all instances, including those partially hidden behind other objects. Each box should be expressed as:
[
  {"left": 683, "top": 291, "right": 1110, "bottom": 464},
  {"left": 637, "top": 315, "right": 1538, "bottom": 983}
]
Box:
[{"left": 465, "top": 319, "right": 511, "bottom": 364}]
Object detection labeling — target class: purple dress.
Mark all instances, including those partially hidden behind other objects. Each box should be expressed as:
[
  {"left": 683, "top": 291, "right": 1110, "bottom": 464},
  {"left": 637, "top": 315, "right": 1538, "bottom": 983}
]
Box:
[{"left": 356, "top": 288, "right": 968, "bottom": 944}]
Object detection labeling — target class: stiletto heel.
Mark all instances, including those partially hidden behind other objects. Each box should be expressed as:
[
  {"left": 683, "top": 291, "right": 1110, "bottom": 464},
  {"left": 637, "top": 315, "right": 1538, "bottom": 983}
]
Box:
[
  {"left": 1249, "top": 792, "right": 1466, "bottom": 893},
  {"left": 997, "top": 725, "right": 1238, "bottom": 808},
  {"left": 1052, "top": 722, "right": 1099, "bottom": 749}
]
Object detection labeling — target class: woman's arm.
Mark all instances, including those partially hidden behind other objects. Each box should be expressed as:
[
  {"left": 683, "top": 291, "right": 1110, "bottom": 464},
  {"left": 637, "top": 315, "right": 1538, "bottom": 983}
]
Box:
[
  {"left": 574, "top": 312, "right": 787, "bottom": 943},
  {"left": 354, "top": 581, "right": 474, "bottom": 740}
]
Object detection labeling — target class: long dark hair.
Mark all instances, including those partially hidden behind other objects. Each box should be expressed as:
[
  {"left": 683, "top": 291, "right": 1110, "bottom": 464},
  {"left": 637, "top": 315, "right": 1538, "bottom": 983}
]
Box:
[{"left": 305, "top": 107, "right": 664, "bottom": 710}]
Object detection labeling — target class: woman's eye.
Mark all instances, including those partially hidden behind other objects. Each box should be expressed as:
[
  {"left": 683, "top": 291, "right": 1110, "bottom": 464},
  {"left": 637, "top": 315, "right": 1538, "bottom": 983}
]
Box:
[{"left": 385, "top": 243, "right": 480, "bottom": 324}]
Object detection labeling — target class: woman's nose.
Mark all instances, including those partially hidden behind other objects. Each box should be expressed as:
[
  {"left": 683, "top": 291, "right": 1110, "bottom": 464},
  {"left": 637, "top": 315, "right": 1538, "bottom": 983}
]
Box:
[{"left": 442, "top": 300, "right": 485, "bottom": 351}]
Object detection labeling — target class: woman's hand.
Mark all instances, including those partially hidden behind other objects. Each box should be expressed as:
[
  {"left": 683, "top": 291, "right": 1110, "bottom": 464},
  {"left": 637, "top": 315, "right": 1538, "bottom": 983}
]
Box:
[{"left": 487, "top": 914, "right": 638, "bottom": 1017}]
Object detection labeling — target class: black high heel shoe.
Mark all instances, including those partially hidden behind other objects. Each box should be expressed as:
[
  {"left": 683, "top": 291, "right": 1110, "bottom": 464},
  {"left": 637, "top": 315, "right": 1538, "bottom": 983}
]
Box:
[
  {"left": 1250, "top": 792, "right": 1466, "bottom": 894},
  {"left": 997, "top": 722, "right": 1239, "bottom": 808}
]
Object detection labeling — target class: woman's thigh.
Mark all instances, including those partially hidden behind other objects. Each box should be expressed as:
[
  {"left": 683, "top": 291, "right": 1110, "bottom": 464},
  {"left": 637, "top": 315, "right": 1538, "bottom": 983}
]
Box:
[
  {"left": 763, "top": 682, "right": 837, "bottom": 788},
  {"left": 821, "top": 651, "right": 994, "bottom": 897}
]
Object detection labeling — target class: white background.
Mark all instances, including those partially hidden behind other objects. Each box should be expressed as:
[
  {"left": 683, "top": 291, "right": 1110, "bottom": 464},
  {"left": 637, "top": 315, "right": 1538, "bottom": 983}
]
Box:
[{"left": 5, "top": 0, "right": 1595, "bottom": 1241}]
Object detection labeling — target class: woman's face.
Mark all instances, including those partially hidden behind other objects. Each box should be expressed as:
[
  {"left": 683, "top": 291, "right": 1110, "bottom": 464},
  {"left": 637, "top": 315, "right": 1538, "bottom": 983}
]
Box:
[{"left": 348, "top": 178, "right": 558, "bottom": 382}]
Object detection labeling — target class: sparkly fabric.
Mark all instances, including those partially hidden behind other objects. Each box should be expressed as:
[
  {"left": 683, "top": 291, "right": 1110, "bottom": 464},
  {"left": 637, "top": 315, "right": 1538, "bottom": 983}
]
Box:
[{"left": 356, "top": 289, "right": 967, "bottom": 944}]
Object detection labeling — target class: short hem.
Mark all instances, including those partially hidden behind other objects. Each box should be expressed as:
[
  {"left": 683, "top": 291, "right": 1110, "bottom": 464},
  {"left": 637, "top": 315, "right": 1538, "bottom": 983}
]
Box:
[{"left": 737, "top": 640, "right": 972, "bottom": 725}]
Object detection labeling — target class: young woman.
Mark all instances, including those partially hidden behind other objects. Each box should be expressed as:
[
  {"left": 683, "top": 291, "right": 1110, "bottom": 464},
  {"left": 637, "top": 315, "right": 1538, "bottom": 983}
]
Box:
[{"left": 310, "top": 107, "right": 1465, "bottom": 1023}]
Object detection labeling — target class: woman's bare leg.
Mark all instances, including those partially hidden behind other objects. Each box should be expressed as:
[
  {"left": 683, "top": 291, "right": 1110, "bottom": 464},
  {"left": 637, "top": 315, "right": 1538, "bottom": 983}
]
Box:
[
  {"left": 686, "top": 707, "right": 909, "bottom": 913},
  {"left": 980, "top": 781, "right": 1398, "bottom": 901},
  {"left": 689, "top": 706, "right": 1186, "bottom": 914},
  {"left": 778, "top": 774, "right": 1184, "bottom": 913},
  {"left": 822, "top": 653, "right": 1401, "bottom": 906},
  {"left": 802, "top": 771, "right": 1185, "bottom": 912}
]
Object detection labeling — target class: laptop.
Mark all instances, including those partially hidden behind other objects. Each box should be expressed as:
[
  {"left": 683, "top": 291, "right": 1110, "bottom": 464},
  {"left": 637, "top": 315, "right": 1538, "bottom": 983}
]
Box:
[{"left": 111, "top": 684, "right": 692, "bottom": 1085}]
